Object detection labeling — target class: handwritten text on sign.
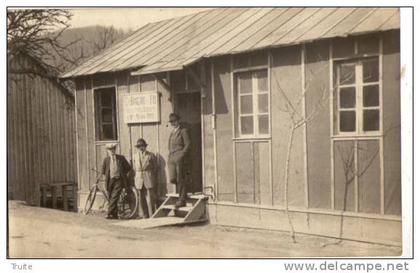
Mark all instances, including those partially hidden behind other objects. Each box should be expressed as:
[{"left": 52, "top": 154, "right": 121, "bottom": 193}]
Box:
[{"left": 123, "top": 92, "right": 160, "bottom": 123}]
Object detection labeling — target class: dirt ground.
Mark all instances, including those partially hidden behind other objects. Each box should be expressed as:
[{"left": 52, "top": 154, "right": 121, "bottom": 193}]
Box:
[{"left": 7, "top": 201, "right": 401, "bottom": 258}]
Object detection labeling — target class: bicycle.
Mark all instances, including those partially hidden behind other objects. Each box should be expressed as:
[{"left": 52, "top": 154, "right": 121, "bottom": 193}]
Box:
[{"left": 84, "top": 170, "right": 139, "bottom": 219}]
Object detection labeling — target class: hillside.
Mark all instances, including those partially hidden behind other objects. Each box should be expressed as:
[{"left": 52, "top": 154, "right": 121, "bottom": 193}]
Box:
[{"left": 53, "top": 25, "right": 134, "bottom": 73}]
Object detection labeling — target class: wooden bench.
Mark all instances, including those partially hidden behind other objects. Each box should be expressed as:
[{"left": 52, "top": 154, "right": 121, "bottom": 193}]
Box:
[{"left": 39, "top": 182, "right": 76, "bottom": 211}]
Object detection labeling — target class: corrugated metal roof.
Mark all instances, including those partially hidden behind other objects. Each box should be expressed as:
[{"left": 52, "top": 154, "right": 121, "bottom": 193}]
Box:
[{"left": 61, "top": 7, "right": 400, "bottom": 78}]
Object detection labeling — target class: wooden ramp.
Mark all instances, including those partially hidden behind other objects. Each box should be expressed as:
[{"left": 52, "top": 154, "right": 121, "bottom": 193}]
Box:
[{"left": 113, "top": 193, "right": 208, "bottom": 229}]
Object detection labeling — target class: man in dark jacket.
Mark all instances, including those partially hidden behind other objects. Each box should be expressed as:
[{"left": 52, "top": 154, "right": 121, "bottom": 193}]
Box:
[
  {"left": 167, "top": 113, "right": 191, "bottom": 208},
  {"left": 101, "top": 143, "right": 131, "bottom": 219}
]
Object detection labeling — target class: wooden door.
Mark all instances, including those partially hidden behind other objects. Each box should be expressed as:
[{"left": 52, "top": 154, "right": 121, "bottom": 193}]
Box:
[{"left": 176, "top": 92, "right": 202, "bottom": 193}]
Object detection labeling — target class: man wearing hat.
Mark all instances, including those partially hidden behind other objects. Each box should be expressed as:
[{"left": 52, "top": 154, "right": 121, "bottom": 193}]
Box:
[
  {"left": 132, "top": 138, "right": 156, "bottom": 218},
  {"left": 168, "top": 113, "right": 191, "bottom": 208},
  {"left": 101, "top": 143, "right": 131, "bottom": 219}
]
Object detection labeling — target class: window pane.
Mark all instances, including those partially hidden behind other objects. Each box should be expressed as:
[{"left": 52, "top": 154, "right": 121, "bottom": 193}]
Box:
[
  {"left": 241, "top": 116, "right": 254, "bottom": 135},
  {"left": 102, "top": 108, "right": 113, "bottom": 123},
  {"left": 340, "top": 111, "right": 356, "bottom": 132},
  {"left": 339, "top": 87, "right": 356, "bottom": 108},
  {"left": 238, "top": 73, "right": 252, "bottom": 94},
  {"left": 363, "top": 58, "right": 379, "bottom": 83},
  {"left": 339, "top": 63, "right": 355, "bottom": 85},
  {"left": 102, "top": 124, "right": 115, "bottom": 140},
  {"left": 240, "top": 95, "right": 253, "bottom": 114},
  {"left": 363, "top": 110, "right": 379, "bottom": 131},
  {"left": 258, "top": 93, "right": 268, "bottom": 113},
  {"left": 258, "top": 115, "right": 269, "bottom": 134},
  {"left": 255, "top": 70, "right": 268, "bottom": 92},
  {"left": 101, "top": 92, "right": 113, "bottom": 107},
  {"left": 95, "top": 87, "right": 117, "bottom": 141},
  {"left": 363, "top": 85, "right": 379, "bottom": 107}
]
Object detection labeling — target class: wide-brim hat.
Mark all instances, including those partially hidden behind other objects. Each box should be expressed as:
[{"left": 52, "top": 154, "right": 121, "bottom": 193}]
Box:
[
  {"left": 105, "top": 143, "right": 118, "bottom": 150},
  {"left": 169, "top": 113, "right": 180, "bottom": 122},
  {"left": 135, "top": 138, "right": 148, "bottom": 147}
]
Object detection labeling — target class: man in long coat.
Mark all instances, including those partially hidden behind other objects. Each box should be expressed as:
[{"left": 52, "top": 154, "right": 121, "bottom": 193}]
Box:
[
  {"left": 101, "top": 143, "right": 131, "bottom": 219},
  {"left": 167, "top": 113, "right": 191, "bottom": 208}
]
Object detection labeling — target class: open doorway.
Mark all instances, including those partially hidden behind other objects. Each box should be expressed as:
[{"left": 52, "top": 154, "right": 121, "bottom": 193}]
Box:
[{"left": 175, "top": 91, "right": 203, "bottom": 193}]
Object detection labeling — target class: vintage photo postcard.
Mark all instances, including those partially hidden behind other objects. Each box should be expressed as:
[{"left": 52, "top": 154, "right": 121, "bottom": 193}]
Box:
[{"left": 5, "top": 6, "right": 413, "bottom": 261}]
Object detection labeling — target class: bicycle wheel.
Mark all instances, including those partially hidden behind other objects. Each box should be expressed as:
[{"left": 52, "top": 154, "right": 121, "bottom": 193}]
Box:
[
  {"left": 117, "top": 186, "right": 139, "bottom": 219},
  {"left": 83, "top": 185, "right": 98, "bottom": 215}
]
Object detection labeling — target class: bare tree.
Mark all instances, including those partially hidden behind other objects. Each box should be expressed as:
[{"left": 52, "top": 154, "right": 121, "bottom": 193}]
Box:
[
  {"left": 91, "top": 26, "right": 121, "bottom": 54},
  {"left": 271, "top": 50, "right": 355, "bottom": 243},
  {"left": 273, "top": 49, "right": 398, "bottom": 245},
  {"left": 55, "top": 25, "right": 131, "bottom": 72},
  {"left": 322, "top": 124, "right": 398, "bottom": 247},
  {"left": 7, "top": 9, "right": 81, "bottom": 77}
]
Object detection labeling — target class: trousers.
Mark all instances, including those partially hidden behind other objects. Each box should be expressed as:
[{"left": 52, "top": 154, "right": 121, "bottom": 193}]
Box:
[
  {"left": 107, "top": 177, "right": 123, "bottom": 217},
  {"left": 168, "top": 158, "right": 187, "bottom": 202},
  {"left": 137, "top": 186, "right": 156, "bottom": 218}
]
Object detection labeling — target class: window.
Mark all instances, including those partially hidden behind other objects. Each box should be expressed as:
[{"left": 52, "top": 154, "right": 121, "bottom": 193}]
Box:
[
  {"left": 94, "top": 87, "right": 117, "bottom": 141},
  {"left": 335, "top": 57, "right": 380, "bottom": 135},
  {"left": 235, "top": 70, "right": 270, "bottom": 137}
]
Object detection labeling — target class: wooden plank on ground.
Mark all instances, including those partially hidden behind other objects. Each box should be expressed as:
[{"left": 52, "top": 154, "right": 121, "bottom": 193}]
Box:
[{"left": 112, "top": 217, "right": 185, "bottom": 229}]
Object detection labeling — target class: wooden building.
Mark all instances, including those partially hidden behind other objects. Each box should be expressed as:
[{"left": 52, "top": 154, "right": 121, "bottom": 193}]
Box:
[
  {"left": 62, "top": 8, "right": 401, "bottom": 245},
  {"left": 8, "top": 52, "right": 77, "bottom": 206}
]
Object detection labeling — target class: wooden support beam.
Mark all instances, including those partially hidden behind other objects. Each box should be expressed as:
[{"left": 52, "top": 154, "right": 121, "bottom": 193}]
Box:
[
  {"left": 211, "top": 61, "right": 219, "bottom": 202},
  {"left": 329, "top": 42, "right": 335, "bottom": 210},
  {"left": 301, "top": 44, "right": 309, "bottom": 209},
  {"left": 154, "top": 74, "right": 172, "bottom": 101},
  {"left": 200, "top": 61, "right": 206, "bottom": 98},
  {"left": 200, "top": 62, "right": 206, "bottom": 191},
  {"left": 185, "top": 66, "right": 206, "bottom": 91},
  {"left": 156, "top": 76, "right": 171, "bottom": 92}
]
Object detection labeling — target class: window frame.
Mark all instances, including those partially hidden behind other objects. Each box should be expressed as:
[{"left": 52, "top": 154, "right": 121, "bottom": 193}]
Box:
[
  {"left": 94, "top": 86, "right": 118, "bottom": 141},
  {"left": 234, "top": 68, "right": 271, "bottom": 139},
  {"left": 334, "top": 57, "right": 382, "bottom": 137}
]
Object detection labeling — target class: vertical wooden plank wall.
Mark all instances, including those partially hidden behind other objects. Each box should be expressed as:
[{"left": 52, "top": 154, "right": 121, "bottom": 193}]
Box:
[
  {"left": 382, "top": 30, "right": 401, "bottom": 215},
  {"left": 128, "top": 75, "right": 141, "bottom": 163},
  {"left": 85, "top": 78, "right": 95, "bottom": 189},
  {"left": 358, "top": 140, "right": 381, "bottom": 213},
  {"left": 75, "top": 79, "right": 87, "bottom": 194},
  {"left": 7, "top": 62, "right": 21, "bottom": 199},
  {"left": 270, "top": 46, "right": 305, "bottom": 207},
  {"left": 8, "top": 54, "right": 77, "bottom": 205},
  {"left": 140, "top": 75, "right": 158, "bottom": 164},
  {"left": 257, "top": 142, "right": 271, "bottom": 205},
  {"left": 202, "top": 63, "right": 215, "bottom": 192},
  {"left": 156, "top": 73, "right": 173, "bottom": 197},
  {"left": 235, "top": 142, "right": 254, "bottom": 203},
  {"left": 213, "top": 56, "right": 234, "bottom": 202},
  {"left": 117, "top": 73, "right": 131, "bottom": 160},
  {"left": 305, "top": 40, "right": 332, "bottom": 209}
]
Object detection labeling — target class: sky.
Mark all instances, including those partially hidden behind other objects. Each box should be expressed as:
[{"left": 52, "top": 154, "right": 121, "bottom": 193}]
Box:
[{"left": 68, "top": 8, "right": 212, "bottom": 30}]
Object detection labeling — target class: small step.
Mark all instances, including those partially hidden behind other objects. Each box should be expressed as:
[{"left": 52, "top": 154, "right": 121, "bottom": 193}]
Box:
[
  {"left": 166, "top": 193, "right": 208, "bottom": 200},
  {"left": 161, "top": 204, "right": 192, "bottom": 212}
]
